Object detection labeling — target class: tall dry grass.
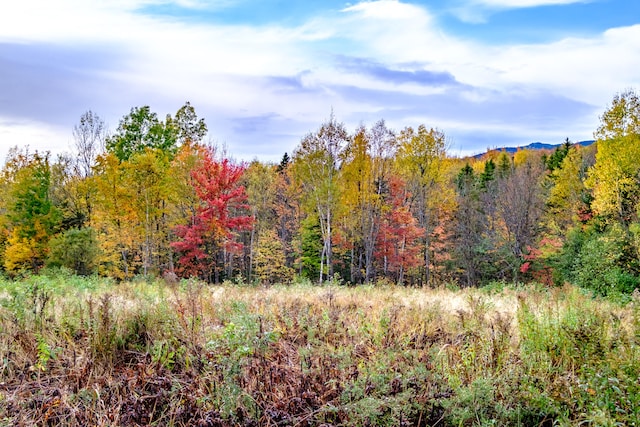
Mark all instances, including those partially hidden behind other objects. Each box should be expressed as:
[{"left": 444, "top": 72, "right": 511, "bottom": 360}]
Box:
[{"left": 0, "top": 274, "right": 639, "bottom": 426}]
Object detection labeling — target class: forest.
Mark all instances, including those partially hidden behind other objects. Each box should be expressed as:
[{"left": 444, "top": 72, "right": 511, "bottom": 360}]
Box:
[
  {"left": 2, "top": 91, "right": 640, "bottom": 426},
  {"left": 2, "top": 90, "right": 640, "bottom": 295}
]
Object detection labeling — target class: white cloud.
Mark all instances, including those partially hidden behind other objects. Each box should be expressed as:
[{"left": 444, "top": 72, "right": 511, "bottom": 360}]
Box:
[
  {"left": 342, "top": 0, "right": 427, "bottom": 20},
  {"left": 335, "top": 1, "right": 639, "bottom": 106},
  {"left": 471, "top": 0, "right": 588, "bottom": 8},
  {"left": 486, "top": 25, "right": 640, "bottom": 104},
  {"left": 452, "top": 0, "right": 591, "bottom": 23},
  {"left": 0, "top": 118, "right": 71, "bottom": 164},
  {"left": 0, "top": 0, "right": 637, "bottom": 159}
]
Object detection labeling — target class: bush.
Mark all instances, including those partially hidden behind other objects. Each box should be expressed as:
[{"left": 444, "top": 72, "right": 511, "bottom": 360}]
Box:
[
  {"left": 47, "top": 227, "right": 99, "bottom": 276},
  {"left": 557, "top": 224, "right": 639, "bottom": 295}
]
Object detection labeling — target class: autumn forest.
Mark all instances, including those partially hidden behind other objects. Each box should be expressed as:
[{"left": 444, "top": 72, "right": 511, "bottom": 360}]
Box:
[
  {"left": 4, "top": 90, "right": 640, "bottom": 426},
  {"left": 1, "top": 90, "right": 640, "bottom": 295}
]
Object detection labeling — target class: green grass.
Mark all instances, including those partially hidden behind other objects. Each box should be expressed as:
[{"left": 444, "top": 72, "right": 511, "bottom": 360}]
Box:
[{"left": 0, "top": 275, "right": 639, "bottom": 426}]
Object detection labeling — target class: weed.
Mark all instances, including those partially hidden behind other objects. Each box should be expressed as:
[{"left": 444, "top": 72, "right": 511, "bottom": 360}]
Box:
[{"left": 0, "top": 278, "right": 638, "bottom": 425}]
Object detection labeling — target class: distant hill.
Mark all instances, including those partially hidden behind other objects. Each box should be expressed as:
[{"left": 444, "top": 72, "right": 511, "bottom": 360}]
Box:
[{"left": 472, "top": 140, "right": 595, "bottom": 159}]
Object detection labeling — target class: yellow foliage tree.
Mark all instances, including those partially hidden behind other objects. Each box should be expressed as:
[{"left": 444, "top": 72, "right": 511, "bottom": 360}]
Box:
[
  {"left": 253, "top": 229, "right": 293, "bottom": 285},
  {"left": 3, "top": 228, "right": 37, "bottom": 273},
  {"left": 91, "top": 152, "right": 140, "bottom": 279},
  {"left": 395, "top": 125, "right": 453, "bottom": 285},
  {"left": 587, "top": 90, "right": 640, "bottom": 224},
  {"left": 546, "top": 148, "right": 588, "bottom": 233}
]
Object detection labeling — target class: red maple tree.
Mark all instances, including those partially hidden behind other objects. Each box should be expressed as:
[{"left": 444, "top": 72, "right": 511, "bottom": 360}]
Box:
[
  {"left": 172, "top": 147, "right": 252, "bottom": 281},
  {"left": 375, "top": 176, "right": 424, "bottom": 284}
]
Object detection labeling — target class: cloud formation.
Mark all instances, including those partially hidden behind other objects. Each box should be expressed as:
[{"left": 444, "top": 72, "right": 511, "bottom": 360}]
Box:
[
  {"left": 471, "top": 0, "right": 588, "bottom": 8},
  {"left": 0, "top": 0, "right": 637, "bottom": 162},
  {"left": 336, "top": 57, "right": 460, "bottom": 87}
]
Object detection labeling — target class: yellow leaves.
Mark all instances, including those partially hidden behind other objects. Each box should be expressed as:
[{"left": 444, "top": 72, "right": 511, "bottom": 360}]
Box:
[
  {"left": 513, "top": 149, "right": 530, "bottom": 167},
  {"left": 244, "top": 160, "right": 277, "bottom": 231},
  {"left": 438, "top": 157, "right": 462, "bottom": 212},
  {"left": 546, "top": 148, "right": 586, "bottom": 231},
  {"left": 514, "top": 149, "right": 545, "bottom": 168},
  {"left": 254, "top": 229, "right": 293, "bottom": 284},
  {"left": 168, "top": 143, "right": 203, "bottom": 226},
  {"left": 396, "top": 125, "right": 446, "bottom": 182},
  {"left": 587, "top": 90, "right": 640, "bottom": 222},
  {"left": 3, "top": 219, "right": 51, "bottom": 274},
  {"left": 95, "top": 226, "right": 128, "bottom": 280},
  {"left": 4, "top": 228, "right": 37, "bottom": 273},
  {"left": 587, "top": 134, "right": 640, "bottom": 221},
  {"left": 91, "top": 149, "right": 170, "bottom": 278},
  {"left": 595, "top": 89, "right": 640, "bottom": 141}
]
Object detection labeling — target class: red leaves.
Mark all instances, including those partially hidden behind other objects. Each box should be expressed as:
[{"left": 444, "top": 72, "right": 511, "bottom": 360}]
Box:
[
  {"left": 519, "top": 262, "right": 531, "bottom": 274},
  {"left": 375, "top": 176, "right": 424, "bottom": 281},
  {"left": 172, "top": 147, "right": 252, "bottom": 280},
  {"left": 519, "top": 237, "right": 562, "bottom": 285}
]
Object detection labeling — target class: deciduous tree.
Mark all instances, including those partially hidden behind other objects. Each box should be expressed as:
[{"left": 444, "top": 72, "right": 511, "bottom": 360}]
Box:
[
  {"left": 496, "top": 154, "right": 546, "bottom": 279},
  {"left": 92, "top": 152, "right": 139, "bottom": 279},
  {"left": 171, "top": 147, "right": 252, "bottom": 282},
  {"left": 1, "top": 149, "right": 60, "bottom": 274},
  {"left": 292, "top": 114, "right": 349, "bottom": 283},
  {"left": 375, "top": 176, "right": 424, "bottom": 284},
  {"left": 395, "top": 125, "right": 449, "bottom": 285}
]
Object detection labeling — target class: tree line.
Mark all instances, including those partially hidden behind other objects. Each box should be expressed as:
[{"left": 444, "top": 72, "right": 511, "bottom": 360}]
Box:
[{"left": 1, "top": 91, "right": 640, "bottom": 293}]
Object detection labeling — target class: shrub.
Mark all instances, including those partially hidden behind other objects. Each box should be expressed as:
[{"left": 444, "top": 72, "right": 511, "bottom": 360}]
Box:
[
  {"left": 47, "top": 227, "right": 99, "bottom": 276},
  {"left": 557, "top": 224, "right": 639, "bottom": 295}
]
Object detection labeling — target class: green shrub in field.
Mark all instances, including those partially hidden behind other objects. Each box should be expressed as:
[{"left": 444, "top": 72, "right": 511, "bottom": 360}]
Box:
[
  {"left": 558, "top": 224, "right": 639, "bottom": 295},
  {"left": 47, "top": 227, "right": 99, "bottom": 276},
  {"left": 516, "top": 286, "right": 640, "bottom": 425}
]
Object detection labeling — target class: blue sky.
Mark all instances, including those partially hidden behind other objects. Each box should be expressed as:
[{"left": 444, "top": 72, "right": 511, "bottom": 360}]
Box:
[{"left": 0, "top": 0, "right": 639, "bottom": 162}]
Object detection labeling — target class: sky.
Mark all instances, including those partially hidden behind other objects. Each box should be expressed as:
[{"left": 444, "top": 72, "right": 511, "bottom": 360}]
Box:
[{"left": 0, "top": 0, "right": 639, "bottom": 163}]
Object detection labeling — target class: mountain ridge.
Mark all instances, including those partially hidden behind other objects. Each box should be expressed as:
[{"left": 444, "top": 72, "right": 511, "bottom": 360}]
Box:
[{"left": 472, "top": 140, "right": 595, "bottom": 159}]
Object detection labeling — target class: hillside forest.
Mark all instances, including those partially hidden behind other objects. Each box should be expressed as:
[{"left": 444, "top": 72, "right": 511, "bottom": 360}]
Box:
[{"left": 2, "top": 90, "right": 640, "bottom": 295}]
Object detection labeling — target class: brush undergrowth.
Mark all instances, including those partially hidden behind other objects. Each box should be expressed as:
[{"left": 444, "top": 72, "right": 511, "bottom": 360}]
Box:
[{"left": 0, "top": 273, "right": 639, "bottom": 426}]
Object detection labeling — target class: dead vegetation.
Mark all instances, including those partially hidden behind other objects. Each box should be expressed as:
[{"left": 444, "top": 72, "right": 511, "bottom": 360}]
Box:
[{"left": 0, "top": 275, "right": 639, "bottom": 426}]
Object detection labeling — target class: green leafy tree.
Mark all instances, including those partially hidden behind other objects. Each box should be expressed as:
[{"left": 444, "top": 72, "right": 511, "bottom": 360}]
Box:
[
  {"left": 496, "top": 152, "right": 512, "bottom": 179},
  {"left": 292, "top": 113, "right": 349, "bottom": 283},
  {"left": 1, "top": 149, "right": 60, "bottom": 274},
  {"left": 300, "top": 215, "right": 323, "bottom": 280},
  {"left": 559, "top": 224, "right": 639, "bottom": 295},
  {"left": 106, "top": 103, "right": 207, "bottom": 162},
  {"left": 170, "top": 102, "right": 208, "bottom": 146},
  {"left": 453, "top": 163, "right": 485, "bottom": 285},
  {"left": 47, "top": 227, "right": 99, "bottom": 275},
  {"left": 106, "top": 106, "right": 168, "bottom": 161},
  {"left": 545, "top": 138, "right": 572, "bottom": 171},
  {"left": 452, "top": 160, "right": 513, "bottom": 285},
  {"left": 479, "top": 159, "right": 495, "bottom": 190},
  {"left": 553, "top": 89, "right": 640, "bottom": 293}
]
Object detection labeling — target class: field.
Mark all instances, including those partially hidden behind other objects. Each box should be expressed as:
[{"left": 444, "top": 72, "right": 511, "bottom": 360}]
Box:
[{"left": 1, "top": 273, "right": 639, "bottom": 426}]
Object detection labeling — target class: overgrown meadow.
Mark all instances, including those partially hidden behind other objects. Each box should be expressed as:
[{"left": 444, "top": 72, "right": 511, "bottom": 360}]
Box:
[{"left": 1, "top": 271, "right": 639, "bottom": 426}]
